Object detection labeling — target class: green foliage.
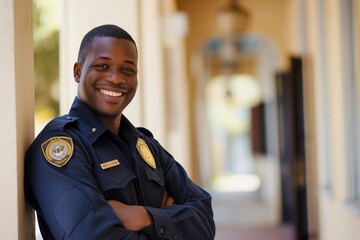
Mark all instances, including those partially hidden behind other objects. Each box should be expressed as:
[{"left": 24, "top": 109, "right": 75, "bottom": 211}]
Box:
[{"left": 33, "top": 0, "right": 60, "bottom": 119}]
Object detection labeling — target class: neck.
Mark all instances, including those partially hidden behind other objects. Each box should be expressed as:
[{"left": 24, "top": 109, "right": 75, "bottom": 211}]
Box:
[{"left": 99, "top": 115, "right": 121, "bottom": 134}]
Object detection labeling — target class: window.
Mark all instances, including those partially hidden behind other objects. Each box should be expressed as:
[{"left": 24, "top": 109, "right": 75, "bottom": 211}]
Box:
[
  {"left": 341, "top": 0, "right": 360, "bottom": 214},
  {"left": 317, "top": 0, "right": 332, "bottom": 195}
]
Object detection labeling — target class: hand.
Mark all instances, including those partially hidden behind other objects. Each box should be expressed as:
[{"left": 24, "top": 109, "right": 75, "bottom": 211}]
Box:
[
  {"left": 160, "top": 191, "right": 175, "bottom": 207},
  {"left": 107, "top": 200, "right": 152, "bottom": 231}
]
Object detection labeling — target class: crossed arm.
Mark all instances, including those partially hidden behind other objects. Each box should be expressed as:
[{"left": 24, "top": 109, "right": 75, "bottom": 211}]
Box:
[{"left": 107, "top": 193, "right": 174, "bottom": 231}]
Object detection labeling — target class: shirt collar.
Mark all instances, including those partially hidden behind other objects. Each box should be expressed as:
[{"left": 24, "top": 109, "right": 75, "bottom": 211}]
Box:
[{"left": 68, "top": 97, "right": 142, "bottom": 150}]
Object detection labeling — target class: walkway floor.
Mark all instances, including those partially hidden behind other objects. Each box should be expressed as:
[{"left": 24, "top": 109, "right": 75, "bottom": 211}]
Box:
[
  {"left": 216, "top": 224, "right": 294, "bottom": 240},
  {"left": 212, "top": 191, "right": 294, "bottom": 240}
]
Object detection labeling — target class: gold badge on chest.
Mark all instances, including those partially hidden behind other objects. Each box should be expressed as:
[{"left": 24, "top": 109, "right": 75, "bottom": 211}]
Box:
[{"left": 136, "top": 138, "right": 156, "bottom": 169}]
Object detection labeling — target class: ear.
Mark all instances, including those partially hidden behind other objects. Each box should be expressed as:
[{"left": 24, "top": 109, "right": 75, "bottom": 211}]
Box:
[{"left": 73, "top": 63, "right": 82, "bottom": 83}]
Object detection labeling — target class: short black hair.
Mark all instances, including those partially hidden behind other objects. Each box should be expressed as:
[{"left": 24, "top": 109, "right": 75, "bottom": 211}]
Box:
[{"left": 77, "top": 24, "right": 136, "bottom": 63}]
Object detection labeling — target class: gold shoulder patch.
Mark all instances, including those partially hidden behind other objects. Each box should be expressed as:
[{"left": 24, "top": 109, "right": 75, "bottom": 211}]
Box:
[
  {"left": 41, "top": 136, "right": 74, "bottom": 167},
  {"left": 136, "top": 138, "right": 156, "bottom": 169}
]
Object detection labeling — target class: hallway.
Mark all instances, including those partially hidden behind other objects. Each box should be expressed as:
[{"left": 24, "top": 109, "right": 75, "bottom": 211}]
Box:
[
  {"left": 212, "top": 191, "right": 294, "bottom": 240},
  {"left": 216, "top": 224, "right": 294, "bottom": 240}
]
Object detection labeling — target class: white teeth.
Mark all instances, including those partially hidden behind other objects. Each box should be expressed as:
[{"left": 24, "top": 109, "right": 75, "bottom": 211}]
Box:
[{"left": 100, "top": 89, "right": 123, "bottom": 97}]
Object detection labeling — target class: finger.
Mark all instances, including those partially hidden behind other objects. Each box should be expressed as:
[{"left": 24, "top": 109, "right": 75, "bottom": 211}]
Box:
[{"left": 165, "top": 196, "right": 175, "bottom": 206}]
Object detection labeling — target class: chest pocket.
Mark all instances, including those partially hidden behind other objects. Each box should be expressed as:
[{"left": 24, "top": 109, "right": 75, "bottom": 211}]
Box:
[
  {"left": 135, "top": 153, "right": 166, "bottom": 207},
  {"left": 95, "top": 166, "right": 137, "bottom": 193},
  {"left": 91, "top": 136, "right": 138, "bottom": 196},
  {"left": 144, "top": 166, "right": 165, "bottom": 187}
]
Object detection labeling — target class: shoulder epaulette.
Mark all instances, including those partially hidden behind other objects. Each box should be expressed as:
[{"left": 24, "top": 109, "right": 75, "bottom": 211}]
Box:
[
  {"left": 137, "top": 127, "right": 154, "bottom": 138},
  {"left": 43, "top": 114, "right": 78, "bottom": 131}
]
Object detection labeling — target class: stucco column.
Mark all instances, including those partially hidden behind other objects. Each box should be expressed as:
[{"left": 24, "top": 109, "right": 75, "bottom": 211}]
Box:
[{"left": 0, "top": 0, "right": 35, "bottom": 239}]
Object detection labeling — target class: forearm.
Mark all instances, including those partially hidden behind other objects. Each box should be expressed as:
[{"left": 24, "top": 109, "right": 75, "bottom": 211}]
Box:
[
  {"left": 107, "top": 200, "right": 153, "bottom": 231},
  {"left": 144, "top": 181, "right": 215, "bottom": 240},
  {"left": 144, "top": 197, "right": 215, "bottom": 240}
]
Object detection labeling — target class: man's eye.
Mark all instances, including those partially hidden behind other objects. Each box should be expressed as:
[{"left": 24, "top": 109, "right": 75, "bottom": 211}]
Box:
[
  {"left": 121, "top": 67, "right": 136, "bottom": 74},
  {"left": 94, "top": 64, "right": 108, "bottom": 70}
]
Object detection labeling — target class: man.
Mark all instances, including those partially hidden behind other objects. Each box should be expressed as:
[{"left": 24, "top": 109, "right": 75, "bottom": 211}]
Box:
[{"left": 25, "top": 24, "right": 215, "bottom": 240}]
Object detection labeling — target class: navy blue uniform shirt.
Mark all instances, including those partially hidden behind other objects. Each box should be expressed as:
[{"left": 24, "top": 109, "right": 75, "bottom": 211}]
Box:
[{"left": 24, "top": 97, "right": 215, "bottom": 240}]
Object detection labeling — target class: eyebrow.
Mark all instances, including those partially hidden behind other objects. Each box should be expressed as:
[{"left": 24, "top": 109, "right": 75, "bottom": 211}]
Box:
[{"left": 95, "top": 56, "right": 136, "bottom": 66}]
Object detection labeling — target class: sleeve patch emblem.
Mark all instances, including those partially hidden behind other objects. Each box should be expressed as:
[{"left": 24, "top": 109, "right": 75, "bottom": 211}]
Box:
[
  {"left": 136, "top": 138, "right": 156, "bottom": 169},
  {"left": 41, "top": 137, "right": 74, "bottom": 167}
]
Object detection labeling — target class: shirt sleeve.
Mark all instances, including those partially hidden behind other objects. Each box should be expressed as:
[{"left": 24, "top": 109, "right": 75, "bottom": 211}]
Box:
[
  {"left": 25, "top": 130, "right": 147, "bottom": 240},
  {"left": 142, "top": 139, "right": 216, "bottom": 240}
]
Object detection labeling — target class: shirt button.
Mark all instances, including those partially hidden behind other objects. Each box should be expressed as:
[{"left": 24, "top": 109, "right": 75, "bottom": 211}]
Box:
[
  {"left": 92, "top": 128, "right": 97, "bottom": 133},
  {"left": 116, "top": 178, "right": 122, "bottom": 183},
  {"left": 160, "top": 227, "right": 164, "bottom": 234},
  {"left": 67, "top": 116, "right": 72, "bottom": 120}
]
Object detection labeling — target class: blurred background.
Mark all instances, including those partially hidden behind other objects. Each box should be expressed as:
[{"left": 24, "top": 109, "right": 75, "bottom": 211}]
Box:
[{"left": 31, "top": 0, "right": 360, "bottom": 239}]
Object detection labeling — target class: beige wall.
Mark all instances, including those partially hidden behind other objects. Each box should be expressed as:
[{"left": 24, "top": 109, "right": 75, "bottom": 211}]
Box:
[
  {"left": 0, "top": 0, "right": 35, "bottom": 238},
  {"left": 304, "top": 0, "right": 360, "bottom": 239}
]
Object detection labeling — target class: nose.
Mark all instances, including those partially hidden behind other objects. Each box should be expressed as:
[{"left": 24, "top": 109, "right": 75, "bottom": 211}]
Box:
[{"left": 107, "top": 69, "right": 125, "bottom": 84}]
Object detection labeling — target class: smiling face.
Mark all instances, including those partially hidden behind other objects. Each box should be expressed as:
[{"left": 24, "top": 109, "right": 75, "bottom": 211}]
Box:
[{"left": 74, "top": 37, "right": 138, "bottom": 127}]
